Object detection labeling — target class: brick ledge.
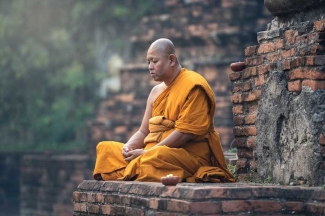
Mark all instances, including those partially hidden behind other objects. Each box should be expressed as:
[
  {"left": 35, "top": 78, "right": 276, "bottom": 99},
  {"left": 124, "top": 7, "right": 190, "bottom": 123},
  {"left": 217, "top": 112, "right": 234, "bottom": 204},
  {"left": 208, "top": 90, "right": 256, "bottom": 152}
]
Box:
[{"left": 73, "top": 180, "right": 325, "bottom": 215}]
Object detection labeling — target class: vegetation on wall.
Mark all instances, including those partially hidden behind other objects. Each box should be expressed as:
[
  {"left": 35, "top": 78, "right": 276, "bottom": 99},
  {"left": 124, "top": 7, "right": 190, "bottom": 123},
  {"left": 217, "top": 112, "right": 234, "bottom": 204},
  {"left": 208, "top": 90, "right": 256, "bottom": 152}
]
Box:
[{"left": 0, "top": 0, "right": 152, "bottom": 152}]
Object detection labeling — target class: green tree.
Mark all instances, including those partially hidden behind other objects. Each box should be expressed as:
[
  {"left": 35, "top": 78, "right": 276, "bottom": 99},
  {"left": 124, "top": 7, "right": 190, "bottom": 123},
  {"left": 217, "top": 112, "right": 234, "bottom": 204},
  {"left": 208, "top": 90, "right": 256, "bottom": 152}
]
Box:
[{"left": 0, "top": 0, "right": 152, "bottom": 152}]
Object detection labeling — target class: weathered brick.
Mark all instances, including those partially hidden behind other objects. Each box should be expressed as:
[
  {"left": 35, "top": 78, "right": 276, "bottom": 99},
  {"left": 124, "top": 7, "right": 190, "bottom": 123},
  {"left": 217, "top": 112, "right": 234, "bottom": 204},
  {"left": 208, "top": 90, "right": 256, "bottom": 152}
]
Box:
[
  {"left": 232, "top": 105, "right": 243, "bottom": 115},
  {"left": 310, "top": 44, "right": 325, "bottom": 54},
  {"left": 281, "top": 48, "right": 295, "bottom": 59},
  {"left": 236, "top": 159, "right": 248, "bottom": 169},
  {"left": 242, "top": 67, "right": 257, "bottom": 79},
  {"left": 149, "top": 198, "right": 167, "bottom": 210},
  {"left": 288, "top": 80, "right": 301, "bottom": 92},
  {"left": 233, "top": 80, "right": 252, "bottom": 92},
  {"left": 243, "top": 90, "right": 261, "bottom": 102},
  {"left": 284, "top": 201, "right": 304, "bottom": 212},
  {"left": 233, "top": 126, "right": 257, "bottom": 136},
  {"left": 101, "top": 204, "right": 115, "bottom": 215},
  {"left": 290, "top": 57, "right": 305, "bottom": 68},
  {"left": 233, "top": 115, "right": 245, "bottom": 126},
  {"left": 257, "top": 29, "right": 284, "bottom": 43},
  {"left": 250, "top": 200, "right": 282, "bottom": 212},
  {"left": 289, "top": 68, "right": 325, "bottom": 80},
  {"left": 254, "top": 75, "right": 266, "bottom": 87},
  {"left": 285, "top": 30, "right": 299, "bottom": 40},
  {"left": 258, "top": 42, "right": 275, "bottom": 54},
  {"left": 229, "top": 71, "right": 241, "bottom": 81},
  {"left": 282, "top": 60, "right": 291, "bottom": 70},
  {"left": 251, "top": 187, "right": 283, "bottom": 198},
  {"left": 305, "top": 55, "right": 325, "bottom": 65},
  {"left": 257, "top": 64, "right": 269, "bottom": 75},
  {"left": 237, "top": 148, "right": 253, "bottom": 159},
  {"left": 222, "top": 200, "right": 252, "bottom": 212},
  {"left": 232, "top": 137, "right": 246, "bottom": 148},
  {"left": 319, "top": 133, "right": 325, "bottom": 145},
  {"left": 79, "top": 193, "right": 87, "bottom": 202},
  {"left": 314, "top": 20, "right": 325, "bottom": 32},
  {"left": 188, "top": 201, "right": 221, "bottom": 214},
  {"left": 246, "top": 113, "right": 257, "bottom": 125},
  {"left": 167, "top": 199, "right": 190, "bottom": 212},
  {"left": 245, "top": 45, "right": 258, "bottom": 57},
  {"left": 231, "top": 93, "right": 242, "bottom": 104},
  {"left": 306, "top": 202, "right": 325, "bottom": 214},
  {"left": 73, "top": 191, "right": 81, "bottom": 202},
  {"left": 321, "top": 146, "right": 325, "bottom": 157},
  {"left": 87, "top": 193, "right": 96, "bottom": 203},
  {"left": 247, "top": 102, "right": 258, "bottom": 113},
  {"left": 275, "top": 39, "right": 285, "bottom": 49},
  {"left": 96, "top": 193, "right": 104, "bottom": 203},
  {"left": 268, "top": 52, "right": 281, "bottom": 63},
  {"left": 246, "top": 137, "right": 256, "bottom": 149},
  {"left": 302, "top": 80, "right": 325, "bottom": 90},
  {"left": 245, "top": 56, "right": 264, "bottom": 67},
  {"left": 88, "top": 204, "right": 100, "bottom": 214}
]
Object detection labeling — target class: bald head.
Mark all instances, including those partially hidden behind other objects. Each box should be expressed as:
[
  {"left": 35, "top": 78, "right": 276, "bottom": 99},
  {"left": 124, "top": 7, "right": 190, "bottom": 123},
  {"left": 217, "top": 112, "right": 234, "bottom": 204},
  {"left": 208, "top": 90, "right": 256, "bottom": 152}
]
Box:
[{"left": 148, "top": 38, "right": 176, "bottom": 57}]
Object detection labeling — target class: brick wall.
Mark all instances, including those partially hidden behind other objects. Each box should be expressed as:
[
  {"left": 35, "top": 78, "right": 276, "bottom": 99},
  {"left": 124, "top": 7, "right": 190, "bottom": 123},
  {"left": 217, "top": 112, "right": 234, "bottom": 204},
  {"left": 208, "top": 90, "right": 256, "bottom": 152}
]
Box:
[
  {"left": 73, "top": 180, "right": 325, "bottom": 215},
  {"left": 87, "top": 0, "right": 272, "bottom": 155},
  {"left": 20, "top": 153, "right": 92, "bottom": 216},
  {"left": 230, "top": 7, "right": 325, "bottom": 184}
]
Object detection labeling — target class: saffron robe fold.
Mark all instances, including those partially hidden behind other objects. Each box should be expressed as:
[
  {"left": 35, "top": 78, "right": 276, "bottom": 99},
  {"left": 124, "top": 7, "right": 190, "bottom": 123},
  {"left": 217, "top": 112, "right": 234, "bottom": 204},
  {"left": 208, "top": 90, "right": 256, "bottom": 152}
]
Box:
[{"left": 93, "top": 68, "right": 235, "bottom": 183}]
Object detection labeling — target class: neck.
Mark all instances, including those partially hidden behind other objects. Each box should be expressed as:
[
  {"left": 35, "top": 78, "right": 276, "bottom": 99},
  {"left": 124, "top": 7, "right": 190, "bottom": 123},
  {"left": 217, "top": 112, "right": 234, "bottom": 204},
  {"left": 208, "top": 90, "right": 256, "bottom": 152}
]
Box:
[{"left": 165, "top": 65, "right": 182, "bottom": 86}]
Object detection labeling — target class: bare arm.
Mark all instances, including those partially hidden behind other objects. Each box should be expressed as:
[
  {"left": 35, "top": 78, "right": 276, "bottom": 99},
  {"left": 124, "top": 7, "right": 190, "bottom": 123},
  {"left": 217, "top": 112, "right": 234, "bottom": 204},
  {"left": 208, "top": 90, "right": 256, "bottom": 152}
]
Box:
[
  {"left": 152, "top": 130, "right": 193, "bottom": 148},
  {"left": 122, "top": 84, "right": 165, "bottom": 157}
]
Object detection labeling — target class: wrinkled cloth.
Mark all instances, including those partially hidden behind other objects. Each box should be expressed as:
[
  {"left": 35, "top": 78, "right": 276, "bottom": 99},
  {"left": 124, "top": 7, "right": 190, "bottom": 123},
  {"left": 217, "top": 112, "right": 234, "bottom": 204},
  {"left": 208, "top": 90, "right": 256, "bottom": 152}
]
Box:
[{"left": 93, "top": 68, "right": 235, "bottom": 183}]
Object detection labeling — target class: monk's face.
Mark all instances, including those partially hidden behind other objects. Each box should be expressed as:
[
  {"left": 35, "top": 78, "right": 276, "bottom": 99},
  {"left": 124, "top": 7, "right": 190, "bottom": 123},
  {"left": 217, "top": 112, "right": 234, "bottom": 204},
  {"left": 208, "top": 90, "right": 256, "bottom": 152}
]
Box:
[{"left": 147, "top": 47, "right": 172, "bottom": 82}]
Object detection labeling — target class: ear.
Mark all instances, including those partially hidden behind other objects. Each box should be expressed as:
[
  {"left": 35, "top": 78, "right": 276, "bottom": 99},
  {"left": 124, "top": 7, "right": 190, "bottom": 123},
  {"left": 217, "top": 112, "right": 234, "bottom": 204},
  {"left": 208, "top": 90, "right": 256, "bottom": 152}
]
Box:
[{"left": 169, "top": 54, "right": 177, "bottom": 66}]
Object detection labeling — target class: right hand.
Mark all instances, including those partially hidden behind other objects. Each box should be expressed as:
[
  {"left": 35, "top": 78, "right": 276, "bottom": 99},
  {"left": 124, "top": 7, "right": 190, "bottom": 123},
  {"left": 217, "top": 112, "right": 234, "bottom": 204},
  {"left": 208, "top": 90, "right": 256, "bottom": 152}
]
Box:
[{"left": 122, "top": 145, "right": 133, "bottom": 158}]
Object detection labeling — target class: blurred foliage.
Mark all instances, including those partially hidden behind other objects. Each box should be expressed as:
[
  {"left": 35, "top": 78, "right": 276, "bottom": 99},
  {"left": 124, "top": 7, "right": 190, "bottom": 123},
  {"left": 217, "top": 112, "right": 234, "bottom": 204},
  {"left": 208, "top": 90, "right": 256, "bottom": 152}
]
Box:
[{"left": 0, "top": 0, "right": 152, "bottom": 152}]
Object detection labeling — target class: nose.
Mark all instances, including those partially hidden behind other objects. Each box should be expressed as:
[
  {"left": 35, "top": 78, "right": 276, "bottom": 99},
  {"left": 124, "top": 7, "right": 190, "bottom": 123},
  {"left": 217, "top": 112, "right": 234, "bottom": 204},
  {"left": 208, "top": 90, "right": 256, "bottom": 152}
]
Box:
[{"left": 148, "top": 62, "right": 153, "bottom": 70}]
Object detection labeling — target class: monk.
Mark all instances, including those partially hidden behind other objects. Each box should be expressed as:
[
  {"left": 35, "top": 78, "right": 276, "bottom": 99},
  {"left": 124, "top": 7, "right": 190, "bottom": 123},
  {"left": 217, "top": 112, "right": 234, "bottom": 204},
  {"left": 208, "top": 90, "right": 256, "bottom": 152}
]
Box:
[{"left": 93, "top": 38, "right": 235, "bottom": 183}]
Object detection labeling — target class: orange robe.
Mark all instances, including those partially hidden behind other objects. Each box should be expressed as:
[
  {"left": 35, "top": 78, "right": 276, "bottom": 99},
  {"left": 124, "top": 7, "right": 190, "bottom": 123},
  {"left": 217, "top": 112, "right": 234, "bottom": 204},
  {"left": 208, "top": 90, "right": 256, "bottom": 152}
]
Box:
[{"left": 93, "top": 68, "right": 235, "bottom": 183}]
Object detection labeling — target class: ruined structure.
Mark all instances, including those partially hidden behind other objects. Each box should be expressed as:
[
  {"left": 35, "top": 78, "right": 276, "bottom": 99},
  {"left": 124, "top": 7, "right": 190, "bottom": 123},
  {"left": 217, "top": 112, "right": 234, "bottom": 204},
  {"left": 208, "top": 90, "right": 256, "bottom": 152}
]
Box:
[{"left": 230, "top": 0, "right": 325, "bottom": 186}]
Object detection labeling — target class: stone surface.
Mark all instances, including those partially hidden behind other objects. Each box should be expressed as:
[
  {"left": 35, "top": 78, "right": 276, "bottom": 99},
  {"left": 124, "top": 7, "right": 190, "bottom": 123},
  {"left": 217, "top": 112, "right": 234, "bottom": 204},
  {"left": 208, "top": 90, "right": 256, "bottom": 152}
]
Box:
[
  {"left": 73, "top": 180, "right": 325, "bottom": 215},
  {"left": 265, "top": 0, "right": 325, "bottom": 16},
  {"left": 255, "top": 72, "right": 325, "bottom": 185}
]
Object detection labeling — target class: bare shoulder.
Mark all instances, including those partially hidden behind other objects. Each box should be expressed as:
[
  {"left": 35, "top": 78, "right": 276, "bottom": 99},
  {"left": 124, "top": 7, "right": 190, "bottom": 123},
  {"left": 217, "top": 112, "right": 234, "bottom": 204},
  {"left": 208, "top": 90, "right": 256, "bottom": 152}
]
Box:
[{"left": 148, "top": 82, "right": 166, "bottom": 103}]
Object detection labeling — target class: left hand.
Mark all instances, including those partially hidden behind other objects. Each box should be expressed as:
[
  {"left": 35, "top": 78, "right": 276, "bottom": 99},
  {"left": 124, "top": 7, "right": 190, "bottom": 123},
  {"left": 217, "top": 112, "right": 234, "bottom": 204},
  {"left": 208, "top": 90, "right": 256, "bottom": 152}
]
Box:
[{"left": 124, "top": 149, "right": 147, "bottom": 162}]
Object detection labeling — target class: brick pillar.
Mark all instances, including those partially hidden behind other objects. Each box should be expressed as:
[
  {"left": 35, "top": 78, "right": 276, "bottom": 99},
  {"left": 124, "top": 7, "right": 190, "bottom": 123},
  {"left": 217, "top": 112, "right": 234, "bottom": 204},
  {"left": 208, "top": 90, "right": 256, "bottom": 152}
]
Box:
[{"left": 230, "top": 0, "right": 325, "bottom": 185}]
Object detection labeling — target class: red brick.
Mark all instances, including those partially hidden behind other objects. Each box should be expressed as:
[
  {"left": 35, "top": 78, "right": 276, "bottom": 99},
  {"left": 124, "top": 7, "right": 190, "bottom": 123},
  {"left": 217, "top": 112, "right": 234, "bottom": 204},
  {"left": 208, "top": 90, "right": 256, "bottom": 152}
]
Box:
[
  {"left": 101, "top": 204, "right": 115, "bottom": 215},
  {"left": 285, "top": 29, "right": 298, "bottom": 40},
  {"left": 231, "top": 93, "right": 242, "bottom": 104},
  {"left": 302, "top": 80, "right": 325, "bottom": 90},
  {"left": 306, "top": 202, "right": 325, "bottom": 214},
  {"left": 237, "top": 148, "right": 253, "bottom": 159},
  {"left": 319, "top": 134, "right": 325, "bottom": 145},
  {"left": 73, "top": 191, "right": 81, "bottom": 202},
  {"left": 257, "top": 64, "right": 269, "bottom": 75},
  {"left": 310, "top": 44, "right": 325, "bottom": 54},
  {"left": 288, "top": 68, "right": 325, "bottom": 80},
  {"left": 246, "top": 113, "right": 257, "bottom": 125},
  {"left": 87, "top": 193, "right": 96, "bottom": 203},
  {"left": 167, "top": 199, "right": 190, "bottom": 212},
  {"left": 268, "top": 52, "right": 281, "bottom": 63},
  {"left": 96, "top": 193, "right": 104, "bottom": 203},
  {"left": 290, "top": 57, "right": 305, "bottom": 68},
  {"left": 254, "top": 75, "right": 266, "bottom": 87},
  {"left": 233, "top": 126, "right": 257, "bottom": 136},
  {"left": 233, "top": 80, "right": 252, "bottom": 93},
  {"left": 79, "top": 192, "right": 87, "bottom": 202},
  {"left": 233, "top": 115, "right": 245, "bottom": 126},
  {"left": 245, "top": 56, "right": 264, "bottom": 67},
  {"left": 275, "top": 39, "right": 284, "bottom": 49},
  {"left": 236, "top": 159, "right": 248, "bottom": 169},
  {"left": 314, "top": 20, "right": 325, "bottom": 32},
  {"left": 222, "top": 200, "right": 252, "bottom": 212},
  {"left": 289, "top": 68, "right": 304, "bottom": 79},
  {"left": 232, "top": 105, "right": 243, "bottom": 115},
  {"left": 232, "top": 137, "right": 247, "bottom": 148},
  {"left": 88, "top": 204, "right": 100, "bottom": 213},
  {"left": 288, "top": 80, "right": 301, "bottom": 92},
  {"left": 242, "top": 67, "right": 257, "bottom": 79},
  {"left": 250, "top": 200, "right": 282, "bottom": 212},
  {"left": 282, "top": 60, "right": 291, "bottom": 70},
  {"left": 258, "top": 42, "right": 275, "bottom": 54},
  {"left": 281, "top": 48, "right": 295, "bottom": 59},
  {"left": 246, "top": 137, "right": 256, "bottom": 149},
  {"left": 243, "top": 90, "right": 261, "bottom": 102},
  {"left": 189, "top": 202, "right": 221, "bottom": 214},
  {"left": 229, "top": 71, "right": 241, "bottom": 81},
  {"left": 284, "top": 201, "right": 304, "bottom": 211},
  {"left": 305, "top": 55, "right": 325, "bottom": 66},
  {"left": 248, "top": 102, "right": 258, "bottom": 113},
  {"left": 245, "top": 45, "right": 258, "bottom": 57}
]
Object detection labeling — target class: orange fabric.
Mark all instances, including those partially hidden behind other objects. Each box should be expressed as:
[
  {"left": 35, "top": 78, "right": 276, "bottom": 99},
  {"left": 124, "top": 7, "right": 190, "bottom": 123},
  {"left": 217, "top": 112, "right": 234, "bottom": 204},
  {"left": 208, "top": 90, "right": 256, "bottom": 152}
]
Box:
[{"left": 93, "top": 68, "right": 235, "bottom": 183}]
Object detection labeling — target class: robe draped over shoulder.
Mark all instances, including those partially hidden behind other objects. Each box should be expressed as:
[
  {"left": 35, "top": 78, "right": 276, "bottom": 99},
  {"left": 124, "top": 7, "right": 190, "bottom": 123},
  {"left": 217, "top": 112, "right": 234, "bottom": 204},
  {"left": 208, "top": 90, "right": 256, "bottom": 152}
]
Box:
[{"left": 93, "top": 68, "right": 235, "bottom": 183}]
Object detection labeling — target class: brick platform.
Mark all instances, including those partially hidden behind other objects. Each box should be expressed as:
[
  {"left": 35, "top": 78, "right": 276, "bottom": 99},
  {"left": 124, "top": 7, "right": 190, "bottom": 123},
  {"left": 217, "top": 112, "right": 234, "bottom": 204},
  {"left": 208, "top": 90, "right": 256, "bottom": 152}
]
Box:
[{"left": 73, "top": 180, "right": 325, "bottom": 215}]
